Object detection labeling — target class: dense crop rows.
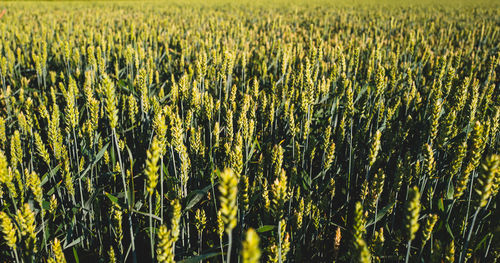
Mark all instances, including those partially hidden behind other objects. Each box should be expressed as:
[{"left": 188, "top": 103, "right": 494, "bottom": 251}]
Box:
[{"left": 0, "top": 1, "right": 499, "bottom": 262}]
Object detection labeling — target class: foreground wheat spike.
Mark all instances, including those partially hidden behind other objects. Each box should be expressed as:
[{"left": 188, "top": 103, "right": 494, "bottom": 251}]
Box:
[
  {"left": 475, "top": 154, "right": 499, "bottom": 208},
  {"left": 49, "top": 195, "right": 57, "bottom": 216},
  {"left": 217, "top": 210, "right": 224, "bottom": 240},
  {"left": 111, "top": 204, "right": 123, "bottom": 249},
  {"left": 219, "top": 168, "right": 238, "bottom": 232},
  {"left": 219, "top": 168, "right": 238, "bottom": 263},
  {"left": 146, "top": 136, "right": 161, "bottom": 195},
  {"left": 268, "top": 219, "right": 290, "bottom": 263},
  {"left": 403, "top": 186, "right": 421, "bottom": 241},
  {"left": 352, "top": 202, "right": 366, "bottom": 238},
  {"left": 0, "top": 117, "right": 6, "bottom": 147},
  {"left": 156, "top": 225, "right": 174, "bottom": 263},
  {"left": 333, "top": 226, "right": 342, "bottom": 261},
  {"left": 10, "top": 130, "right": 23, "bottom": 169},
  {"left": 239, "top": 174, "right": 250, "bottom": 213},
  {"left": 403, "top": 186, "right": 421, "bottom": 263},
  {"left": 0, "top": 211, "right": 17, "bottom": 250},
  {"left": 323, "top": 140, "right": 336, "bottom": 172},
  {"left": 444, "top": 240, "right": 455, "bottom": 263},
  {"left": 102, "top": 74, "right": 118, "bottom": 129},
  {"left": 27, "top": 170, "right": 43, "bottom": 207},
  {"left": 242, "top": 228, "right": 261, "bottom": 263},
  {"left": 194, "top": 208, "right": 206, "bottom": 234},
  {"left": 0, "top": 150, "right": 11, "bottom": 185},
  {"left": 170, "top": 199, "right": 181, "bottom": 241},
  {"left": 448, "top": 140, "right": 467, "bottom": 184},
  {"left": 370, "top": 228, "right": 384, "bottom": 263},
  {"left": 423, "top": 144, "right": 436, "bottom": 179},
  {"left": 34, "top": 131, "right": 51, "bottom": 167},
  {"left": 455, "top": 121, "right": 485, "bottom": 198},
  {"left": 368, "top": 168, "right": 385, "bottom": 212},
  {"left": 369, "top": 130, "right": 381, "bottom": 167},
  {"left": 17, "top": 203, "right": 37, "bottom": 254},
  {"left": 51, "top": 238, "right": 66, "bottom": 263},
  {"left": 279, "top": 220, "right": 291, "bottom": 262},
  {"left": 421, "top": 214, "right": 438, "bottom": 248},
  {"left": 108, "top": 247, "right": 116, "bottom": 263},
  {"left": 194, "top": 208, "right": 207, "bottom": 253},
  {"left": 350, "top": 202, "right": 371, "bottom": 262},
  {"left": 63, "top": 159, "right": 75, "bottom": 198},
  {"left": 271, "top": 169, "right": 289, "bottom": 219},
  {"left": 352, "top": 232, "right": 371, "bottom": 263}
]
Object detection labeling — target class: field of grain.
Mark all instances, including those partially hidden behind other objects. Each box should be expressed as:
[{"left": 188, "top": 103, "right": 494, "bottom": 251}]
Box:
[{"left": 0, "top": 1, "right": 498, "bottom": 262}]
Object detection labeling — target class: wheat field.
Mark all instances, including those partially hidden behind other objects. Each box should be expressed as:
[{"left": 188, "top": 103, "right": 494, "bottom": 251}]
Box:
[{"left": 0, "top": 1, "right": 498, "bottom": 262}]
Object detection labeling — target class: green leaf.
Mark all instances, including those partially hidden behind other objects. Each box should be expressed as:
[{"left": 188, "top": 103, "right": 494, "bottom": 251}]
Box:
[
  {"left": 185, "top": 191, "right": 205, "bottom": 211},
  {"left": 93, "top": 142, "right": 110, "bottom": 165},
  {"left": 474, "top": 233, "right": 491, "bottom": 251},
  {"left": 257, "top": 225, "right": 275, "bottom": 233},
  {"left": 65, "top": 236, "right": 84, "bottom": 249},
  {"left": 84, "top": 190, "right": 99, "bottom": 210},
  {"left": 104, "top": 192, "right": 123, "bottom": 208},
  {"left": 438, "top": 198, "right": 445, "bottom": 212},
  {"left": 446, "top": 177, "right": 454, "bottom": 200},
  {"left": 445, "top": 222, "right": 455, "bottom": 240},
  {"left": 42, "top": 200, "right": 50, "bottom": 210},
  {"left": 246, "top": 139, "right": 259, "bottom": 165},
  {"left": 47, "top": 185, "right": 56, "bottom": 196},
  {"left": 184, "top": 184, "right": 213, "bottom": 212},
  {"left": 73, "top": 247, "right": 80, "bottom": 263},
  {"left": 41, "top": 164, "right": 61, "bottom": 186},
  {"left": 110, "top": 140, "right": 116, "bottom": 169},
  {"left": 132, "top": 209, "right": 161, "bottom": 221},
  {"left": 79, "top": 142, "right": 110, "bottom": 180},
  {"left": 178, "top": 252, "right": 221, "bottom": 263},
  {"left": 367, "top": 202, "right": 395, "bottom": 227},
  {"left": 301, "top": 170, "right": 311, "bottom": 191}
]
